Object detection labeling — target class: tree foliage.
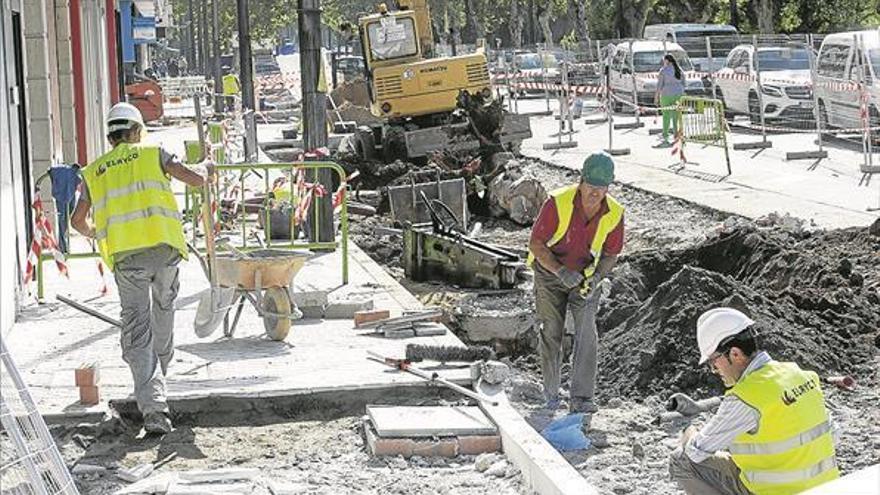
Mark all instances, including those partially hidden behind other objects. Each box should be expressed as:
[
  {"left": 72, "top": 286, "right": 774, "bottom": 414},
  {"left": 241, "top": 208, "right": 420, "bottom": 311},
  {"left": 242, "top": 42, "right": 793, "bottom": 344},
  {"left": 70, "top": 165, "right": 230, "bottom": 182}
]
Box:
[{"left": 167, "top": 0, "right": 880, "bottom": 53}]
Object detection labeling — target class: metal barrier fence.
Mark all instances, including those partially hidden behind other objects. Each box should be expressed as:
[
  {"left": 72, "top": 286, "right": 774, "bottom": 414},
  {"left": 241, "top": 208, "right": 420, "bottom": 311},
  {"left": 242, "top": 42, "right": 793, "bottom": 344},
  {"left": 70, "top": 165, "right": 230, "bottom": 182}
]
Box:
[
  {"left": 1, "top": 336, "right": 79, "bottom": 495},
  {"left": 490, "top": 30, "right": 880, "bottom": 181},
  {"left": 34, "top": 158, "right": 351, "bottom": 297},
  {"left": 676, "top": 96, "right": 732, "bottom": 180},
  {"left": 185, "top": 161, "right": 350, "bottom": 285}
]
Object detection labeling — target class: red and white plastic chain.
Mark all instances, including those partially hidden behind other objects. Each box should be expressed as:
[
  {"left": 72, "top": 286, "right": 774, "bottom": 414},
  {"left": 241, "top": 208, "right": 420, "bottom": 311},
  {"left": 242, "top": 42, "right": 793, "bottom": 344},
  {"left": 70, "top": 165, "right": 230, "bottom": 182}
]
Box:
[{"left": 22, "top": 193, "right": 69, "bottom": 294}]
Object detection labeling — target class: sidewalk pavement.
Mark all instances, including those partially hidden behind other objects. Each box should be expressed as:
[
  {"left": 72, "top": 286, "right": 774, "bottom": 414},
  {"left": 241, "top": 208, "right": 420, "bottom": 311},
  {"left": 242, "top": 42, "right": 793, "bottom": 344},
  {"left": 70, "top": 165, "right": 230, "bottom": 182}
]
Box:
[
  {"left": 6, "top": 242, "right": 468, "bottom": 421},
  {"left": 4, "top": 122, "right": 467, "bottom": 421},
  {"left": 517, "top": 98, "right": 879, "bottom": 229}
]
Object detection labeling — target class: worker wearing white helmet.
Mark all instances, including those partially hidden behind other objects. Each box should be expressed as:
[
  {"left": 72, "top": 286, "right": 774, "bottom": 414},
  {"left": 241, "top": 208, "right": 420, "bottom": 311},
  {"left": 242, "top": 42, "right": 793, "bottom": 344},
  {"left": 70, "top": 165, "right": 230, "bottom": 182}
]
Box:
[
  {"left": 71, "top": 102, "right": 213, "bottom": 435},
  {"left": 668, "top": 307, "right": 839, "bottom": 495}
]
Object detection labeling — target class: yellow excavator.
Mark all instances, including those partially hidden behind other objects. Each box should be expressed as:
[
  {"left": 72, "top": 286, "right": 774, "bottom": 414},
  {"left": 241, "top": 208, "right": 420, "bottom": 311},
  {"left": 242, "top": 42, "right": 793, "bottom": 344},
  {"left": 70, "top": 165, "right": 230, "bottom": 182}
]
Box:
[{"left": 354, "top": 0, "right": 531, "bottom": 161}]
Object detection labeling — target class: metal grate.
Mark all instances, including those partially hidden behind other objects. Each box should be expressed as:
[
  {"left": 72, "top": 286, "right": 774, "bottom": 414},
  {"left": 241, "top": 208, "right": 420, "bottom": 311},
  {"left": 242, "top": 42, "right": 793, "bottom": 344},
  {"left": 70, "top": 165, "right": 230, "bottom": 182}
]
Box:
[{"left": 0, "top": 336, "right": 79, "bottom": 495}]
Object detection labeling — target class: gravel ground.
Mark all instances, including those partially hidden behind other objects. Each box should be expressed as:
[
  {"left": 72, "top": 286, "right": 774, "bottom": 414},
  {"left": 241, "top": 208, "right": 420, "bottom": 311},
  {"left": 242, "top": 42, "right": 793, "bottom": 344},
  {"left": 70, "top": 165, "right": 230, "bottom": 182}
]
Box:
[
  {"left": 347, "top": 155, "right": 879, "bottom": 494},
  {"left": 54, "top": 412, "right": 525, "bottom": 494}
]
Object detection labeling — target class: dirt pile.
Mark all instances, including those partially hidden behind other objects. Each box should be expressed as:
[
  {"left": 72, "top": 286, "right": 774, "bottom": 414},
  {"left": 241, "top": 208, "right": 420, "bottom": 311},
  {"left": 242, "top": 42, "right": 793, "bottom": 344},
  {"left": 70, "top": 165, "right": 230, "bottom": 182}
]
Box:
[
  {"left": 329, "top": 79, "right": 370, "bottom": 107},
  {"left": 598, "top": 224, "right": 880, "bottom": 400}
]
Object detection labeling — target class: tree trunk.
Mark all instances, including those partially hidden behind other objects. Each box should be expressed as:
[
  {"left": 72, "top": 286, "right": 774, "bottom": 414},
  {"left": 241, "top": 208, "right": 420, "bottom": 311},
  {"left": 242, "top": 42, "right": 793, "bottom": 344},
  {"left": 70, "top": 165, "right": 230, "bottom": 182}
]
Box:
[
  {"left": 616, "top": 0, "right": 652, "bottom": 38},
  {"left": 462, "top": 0, "right": 478, "bottom": 44},
  {"left": 756, "top": 0, "right": 774, "bottom": 33},
  {"left": 729, "top": 0, "right": 739, "bottom": 28},
  {"left": 571, "top": 0, "right": 591, "bottom": 59},
  {"left": 538, "top": 4, "right": 553, "bottom": 48},
  {"left": 509, "top": 0, "right": 523, "bottom": 48}
]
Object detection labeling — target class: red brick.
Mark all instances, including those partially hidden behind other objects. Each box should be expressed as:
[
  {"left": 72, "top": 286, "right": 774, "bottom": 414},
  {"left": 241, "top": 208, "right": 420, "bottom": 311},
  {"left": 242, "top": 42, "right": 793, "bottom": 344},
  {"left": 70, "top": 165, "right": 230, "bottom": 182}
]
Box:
[
  {"left": 457, "top": 435, "right": 502, "bottom": 455},
  {"left": 79, "top": 385, "right": 100, "bottom": 405},
  {"left": 74, "top": 367, "right": 100, "bottom": 387},
  {"left": 354, "top": 309, "right": 391, "bottom": 328},
  {"left": 371, "top": 437, "right": 416, "bottom": 457},
  {"left": 411, "top": 438, "right": 459, "bottom": 458}
]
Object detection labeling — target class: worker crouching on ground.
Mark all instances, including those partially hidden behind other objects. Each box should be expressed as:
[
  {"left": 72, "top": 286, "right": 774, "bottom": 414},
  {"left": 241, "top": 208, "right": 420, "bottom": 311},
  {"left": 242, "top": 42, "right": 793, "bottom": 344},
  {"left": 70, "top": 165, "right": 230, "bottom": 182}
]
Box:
[
  {"left": 527, "top": 152, "right": 624, "bottom": 414},
  {"left": 669, "top": 307, "right": 839, "bottom": 495},
  {"left": 71, "top": 102, "right": 213, "bottom": 435}
]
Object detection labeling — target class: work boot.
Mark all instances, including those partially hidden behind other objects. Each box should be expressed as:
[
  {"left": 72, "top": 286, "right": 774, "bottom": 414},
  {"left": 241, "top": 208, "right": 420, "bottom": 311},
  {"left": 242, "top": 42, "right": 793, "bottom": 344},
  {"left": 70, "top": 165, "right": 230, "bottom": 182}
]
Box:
[
  {"left": 652, "top": 140, "right": 672, "bottom": 148},
  {"left": 570, "top": 397, "right": 599, "bottom": 414},
  {"left": 143, "top": 412, "right": 172, "bottom": 435},
  {"left": 544, "top": 392, "right": 561, "bottom": 410}
]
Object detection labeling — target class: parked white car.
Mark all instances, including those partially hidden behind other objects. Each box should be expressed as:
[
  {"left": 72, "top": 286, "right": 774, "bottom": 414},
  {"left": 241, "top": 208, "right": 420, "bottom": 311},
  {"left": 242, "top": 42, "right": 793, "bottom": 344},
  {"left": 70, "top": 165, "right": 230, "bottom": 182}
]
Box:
[
  {"left": 713, "top": 45, "right": 815, "bottom": 125},
  {"left": 815, "top": 29, "right": 880, "bottom": 132},
  {"left": 607, "top": 40, "right": 708, "bottom": 111}
]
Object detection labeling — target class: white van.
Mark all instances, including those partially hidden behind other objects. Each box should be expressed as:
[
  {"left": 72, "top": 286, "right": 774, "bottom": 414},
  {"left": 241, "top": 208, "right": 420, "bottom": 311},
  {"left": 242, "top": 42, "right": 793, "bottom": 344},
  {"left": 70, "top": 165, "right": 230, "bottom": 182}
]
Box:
[
  {"left": 714, "top": 44, "right": 814, "bottom": 124},
  {"left": 815, "top": 29, "right": 880, "bottom": 132},
  {"left": 644, "top": 23, "right": 739, "bottom": 72},
  {"left": 607, "top": 40, "right": 708, "bottom": 110}
]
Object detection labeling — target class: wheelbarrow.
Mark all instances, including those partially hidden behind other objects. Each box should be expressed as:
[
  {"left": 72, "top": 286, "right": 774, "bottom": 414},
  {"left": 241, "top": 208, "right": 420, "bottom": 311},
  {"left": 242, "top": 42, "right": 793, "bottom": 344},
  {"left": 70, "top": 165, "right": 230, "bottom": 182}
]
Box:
[{"left": 192, "top": 180, "right": 310, "bottom": 341}]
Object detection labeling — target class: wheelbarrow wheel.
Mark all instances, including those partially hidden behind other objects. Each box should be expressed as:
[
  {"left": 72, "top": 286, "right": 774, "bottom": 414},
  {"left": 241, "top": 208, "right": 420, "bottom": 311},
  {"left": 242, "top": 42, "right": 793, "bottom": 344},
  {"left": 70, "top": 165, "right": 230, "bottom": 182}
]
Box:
[{"left": 262, "top": 287, "right": 292, "bottom": 341}]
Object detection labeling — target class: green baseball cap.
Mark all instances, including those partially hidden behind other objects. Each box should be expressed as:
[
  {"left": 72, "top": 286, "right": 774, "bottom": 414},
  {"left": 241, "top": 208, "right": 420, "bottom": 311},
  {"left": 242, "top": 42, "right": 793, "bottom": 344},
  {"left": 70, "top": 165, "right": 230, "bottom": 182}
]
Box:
[{"left": 581, "top": 152, "right": 615, "bottom": 187}]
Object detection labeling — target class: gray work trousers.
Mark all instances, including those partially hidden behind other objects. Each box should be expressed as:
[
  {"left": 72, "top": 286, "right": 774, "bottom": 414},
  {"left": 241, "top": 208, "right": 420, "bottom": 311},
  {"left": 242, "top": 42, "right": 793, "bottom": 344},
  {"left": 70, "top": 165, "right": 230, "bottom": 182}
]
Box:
[
  {"left": 534, "top": 263, "right": 601, "bottom": 401},
  {"left": 114, "top": 244, "right": 181, "bottom": 415},
  {"left": 669, "top": 448, "right": 752, "bottom": 495}
]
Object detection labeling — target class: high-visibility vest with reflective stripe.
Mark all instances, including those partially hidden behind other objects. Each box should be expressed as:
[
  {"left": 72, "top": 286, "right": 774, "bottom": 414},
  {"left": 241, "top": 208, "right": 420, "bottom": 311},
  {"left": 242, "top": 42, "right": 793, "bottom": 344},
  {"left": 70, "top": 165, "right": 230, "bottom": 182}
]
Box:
[
  {"left": 223, "top": 74, "right": 240, "bottom": 95},
  {"left": 527, "top": 185, "right": 624, "bottom": 283},
  {"left": 727, "top": 361, "right": 839, "bottom": 495},
  {"left": 82, "top": 143, "right": 188, "bottom": 271}
]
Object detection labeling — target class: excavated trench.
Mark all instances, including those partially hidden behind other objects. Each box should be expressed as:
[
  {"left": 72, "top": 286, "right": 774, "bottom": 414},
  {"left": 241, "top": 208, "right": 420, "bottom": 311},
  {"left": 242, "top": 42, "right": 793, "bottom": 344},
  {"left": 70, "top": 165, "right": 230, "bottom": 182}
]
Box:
[
  {"left": 598, "top": 223, "right": 880, "bottom": 400},
  {"left": 348, "top": 155, "right": 880, "bottom": 404}
]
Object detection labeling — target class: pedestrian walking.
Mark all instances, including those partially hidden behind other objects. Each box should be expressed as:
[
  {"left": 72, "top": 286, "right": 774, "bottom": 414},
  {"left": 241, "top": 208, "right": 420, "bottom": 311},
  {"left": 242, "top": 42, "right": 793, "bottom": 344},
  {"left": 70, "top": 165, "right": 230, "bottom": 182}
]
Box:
[{"left": 654, "top": 53, "right": 685, "bottom": 148}]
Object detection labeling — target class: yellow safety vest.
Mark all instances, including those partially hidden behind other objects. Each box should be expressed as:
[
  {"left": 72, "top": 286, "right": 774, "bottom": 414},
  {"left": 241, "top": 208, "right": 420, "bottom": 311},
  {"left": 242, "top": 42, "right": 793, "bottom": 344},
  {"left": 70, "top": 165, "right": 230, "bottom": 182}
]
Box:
[
  {"left": 727, "top": 361, "right": 839, "bottom": 495},
  {"left": 222, "top": 74, "right": 241, "bottom": 96},
  {"left": 527, "top": 184, "right": 624, "bottom": 284},
  {"left": 82, "top": 143, "right": 188, "bottom": 271}
]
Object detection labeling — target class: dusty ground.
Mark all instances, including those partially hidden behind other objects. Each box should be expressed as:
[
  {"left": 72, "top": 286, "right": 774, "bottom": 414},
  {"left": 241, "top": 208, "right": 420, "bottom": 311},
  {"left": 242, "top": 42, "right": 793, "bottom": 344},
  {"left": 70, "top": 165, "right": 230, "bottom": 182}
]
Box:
[
  {"left": 348, "top": 156, "right": 880, "bottom": 493},
  {"left": 51, "top": 153, "right": 878, "bottom": 495},
  {"left": 53, "top": 409, "right": 525, "bottom": 494}
]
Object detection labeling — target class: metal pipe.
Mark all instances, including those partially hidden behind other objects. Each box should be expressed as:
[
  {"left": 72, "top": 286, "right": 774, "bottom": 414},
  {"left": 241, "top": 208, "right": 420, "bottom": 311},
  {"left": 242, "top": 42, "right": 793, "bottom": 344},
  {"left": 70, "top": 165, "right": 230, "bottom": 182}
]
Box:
[
  {"left": 56, "top": 295, "right": 122, "bottom": 327},
  {"left": 367, "top": 352, "right": 498, "bottom": 406}
]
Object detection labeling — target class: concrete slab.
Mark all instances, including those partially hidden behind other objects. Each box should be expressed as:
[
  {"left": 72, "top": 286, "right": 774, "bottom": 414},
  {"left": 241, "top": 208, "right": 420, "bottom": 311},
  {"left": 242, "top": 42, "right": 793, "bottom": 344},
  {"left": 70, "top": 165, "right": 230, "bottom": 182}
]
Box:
[
  {"left": 516, "top": 98, "right": 880, "bottom": 229},
  {"left": 477, "top": 380, "right": 599, "bottom": 495},
  {"left": 7, "top": 243, "right": 460, "bottom": 420},
  {"left": 367, "top": 405, "right": 497, "bottom": 438}
]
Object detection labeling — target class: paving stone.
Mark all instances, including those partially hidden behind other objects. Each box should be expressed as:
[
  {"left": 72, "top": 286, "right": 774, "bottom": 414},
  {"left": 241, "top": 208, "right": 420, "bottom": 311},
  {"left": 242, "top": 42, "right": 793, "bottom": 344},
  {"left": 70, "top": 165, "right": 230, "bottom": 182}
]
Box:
[
  {"left": 354, "top": 309, "right": 391, "bottom": 327},
  {"left": 292, "top": 290, "right": 328, "bottom": 308},
  {"left": 367, "top": 405, "right": 497, "bottom": 438},
  {"left": 324, "top": 298, "right": 374, "bottom": 319}
]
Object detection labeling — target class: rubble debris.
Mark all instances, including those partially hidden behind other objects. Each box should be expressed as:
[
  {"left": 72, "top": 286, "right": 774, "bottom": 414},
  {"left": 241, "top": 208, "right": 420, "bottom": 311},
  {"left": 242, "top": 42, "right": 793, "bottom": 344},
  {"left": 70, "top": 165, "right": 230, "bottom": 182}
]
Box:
[
  {"left": 455, "top": 292, "right": 536, "bottom": 343},
  {"left": 487, "top": 159, "right": 547, "bottom": 226},
  {"left": 470, "top": 360, "right": 511, "bottom": 385},
  {"left": 329, "top": 79, "right": 370, "bottom": 108}
]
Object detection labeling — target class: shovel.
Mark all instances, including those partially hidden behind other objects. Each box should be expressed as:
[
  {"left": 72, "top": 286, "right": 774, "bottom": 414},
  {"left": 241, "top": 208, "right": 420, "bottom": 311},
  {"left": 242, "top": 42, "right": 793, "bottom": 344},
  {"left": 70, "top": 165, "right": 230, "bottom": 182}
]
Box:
[{"left": 193, "top": 181, "right": 236, "bottom": 338}]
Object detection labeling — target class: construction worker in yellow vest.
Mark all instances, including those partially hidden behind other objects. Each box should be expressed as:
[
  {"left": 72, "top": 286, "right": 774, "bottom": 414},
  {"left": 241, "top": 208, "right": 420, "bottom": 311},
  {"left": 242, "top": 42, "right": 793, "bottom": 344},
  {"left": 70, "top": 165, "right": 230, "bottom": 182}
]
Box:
[
  {"left": 669, "top": 307, "right": 839, "bottom": 495},
  {"left": 528, "top": 152, "right": 624, "bottom": 415},
  {"left": 222, "top": 65, "right": 241, "bottom": 113},
  {"left": 71, "top": 102, "right": 212, "bottom": 435}
]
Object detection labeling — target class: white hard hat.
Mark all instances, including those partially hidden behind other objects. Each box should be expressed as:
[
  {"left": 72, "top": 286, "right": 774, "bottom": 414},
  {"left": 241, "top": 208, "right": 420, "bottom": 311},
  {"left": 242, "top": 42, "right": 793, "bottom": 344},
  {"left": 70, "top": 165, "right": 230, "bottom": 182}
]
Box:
[
  {"left": 106, "top": 102, "right": 145, "bottom": 133},
  {"left": 696, "top": 307, "right": 755, "bottom": 364}
]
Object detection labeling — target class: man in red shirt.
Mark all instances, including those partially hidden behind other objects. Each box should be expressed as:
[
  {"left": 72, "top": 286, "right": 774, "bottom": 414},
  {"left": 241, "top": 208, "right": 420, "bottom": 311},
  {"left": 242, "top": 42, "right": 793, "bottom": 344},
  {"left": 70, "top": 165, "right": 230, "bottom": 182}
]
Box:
[{"left": 528, "top": 152, "right": 624, "bottom": 414}]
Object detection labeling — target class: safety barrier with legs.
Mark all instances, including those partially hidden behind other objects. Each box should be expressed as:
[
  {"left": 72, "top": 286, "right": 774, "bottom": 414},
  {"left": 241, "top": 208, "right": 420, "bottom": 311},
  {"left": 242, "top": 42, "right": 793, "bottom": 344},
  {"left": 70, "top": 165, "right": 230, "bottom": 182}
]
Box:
[{"left": 673, "top": 96, "right": 732, "bottom": 181}]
